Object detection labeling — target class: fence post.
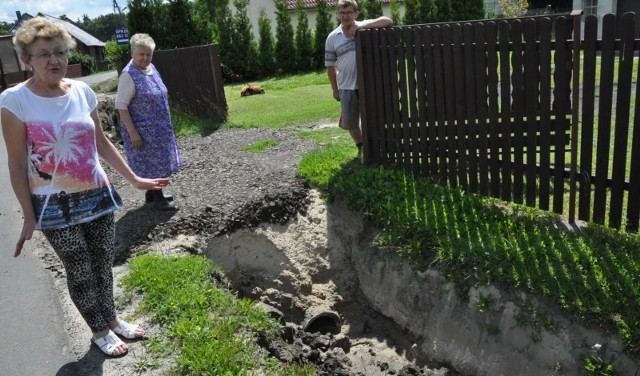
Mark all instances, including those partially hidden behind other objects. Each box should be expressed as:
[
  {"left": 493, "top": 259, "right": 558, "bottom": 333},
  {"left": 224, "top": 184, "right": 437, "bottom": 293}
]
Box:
[{"left": 569, "top": 9, "right": 584, "bottom": 224}]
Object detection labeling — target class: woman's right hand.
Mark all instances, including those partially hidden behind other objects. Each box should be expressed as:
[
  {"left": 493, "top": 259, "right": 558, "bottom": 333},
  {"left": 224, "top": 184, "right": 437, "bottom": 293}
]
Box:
[
  {"left": 129, "top": 129, "right": 143, "bottom": 149},
  {"left": 14, "top": 217, "right": 36, "bottom": 257}
]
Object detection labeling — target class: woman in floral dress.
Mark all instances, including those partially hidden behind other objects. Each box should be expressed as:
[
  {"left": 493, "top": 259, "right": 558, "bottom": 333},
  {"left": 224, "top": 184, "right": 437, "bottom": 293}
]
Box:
[{"left": 115, "top": 33, "right": 183, "bottom": 211}]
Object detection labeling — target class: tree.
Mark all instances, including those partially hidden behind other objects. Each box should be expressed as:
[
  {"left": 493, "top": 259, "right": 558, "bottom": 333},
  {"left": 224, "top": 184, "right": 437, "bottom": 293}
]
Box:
[
  {"left": 165, "top": 0, "right": 201, "bottom": 48},
  {"left": 295, "top": 0, "right": 314, "bottom": 72},
  {"left": 314, "top": 0, "right": 333, "bottom": 70},
  {"left": 497, "top": 0, "right": 529, "bottom": 18},
  {"left": 194, "top": 0, "right": 227, "bottom": 27},
  {"left": 215, "top": 2, "right": 235, "bottom": 80},
  {"left": 420, "top": 0, "right": 439, "bottom": 23},
  {"left": 450, "top": 0, "right": 485, "bottom": 21},
  {"left": 126, "top": 0, "right": 156, "bottom": 39},
  {"left": 258, "top": 9, "right": 276, "bottom": 77},
  {"left": 363, "top": 0, "right": 383, "bottom": 19},
  {"left": 230, "top": 0, "right": 259, "bottom": 79},
  {"left": 192, "top": 0, "right": 225, "bottom": 42},
  {"left": 274, "top": 0, "right": 296, "bottom": 74},
  {"left": 389, "top": 0, "right": 401, "bottom": 26},
  {"left": 76, "top": 13, "right": 123, "bottom": 42},
  {"left": 0, "top": 21, "right": 11, "bottom": 35},
  {"left": 438, "top": 0, "right": 454, "bottom": 21},
  {"left": 402, "top": 0, "right": 420, "bottom": 25}
]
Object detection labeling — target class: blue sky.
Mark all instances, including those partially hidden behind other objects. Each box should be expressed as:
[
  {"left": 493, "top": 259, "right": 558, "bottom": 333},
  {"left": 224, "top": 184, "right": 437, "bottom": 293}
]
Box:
[{"left": 1, "top": 0, "right": 116, "bottom": 24}]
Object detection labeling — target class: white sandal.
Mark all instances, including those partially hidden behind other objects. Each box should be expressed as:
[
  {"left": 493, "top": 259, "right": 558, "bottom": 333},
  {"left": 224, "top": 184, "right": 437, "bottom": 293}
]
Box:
[
  {"left": 93, "top": 330, "right": 128, "bottom": 357},
  {"left": 112, "top": 320, "right": 144, "bottom": 339}
]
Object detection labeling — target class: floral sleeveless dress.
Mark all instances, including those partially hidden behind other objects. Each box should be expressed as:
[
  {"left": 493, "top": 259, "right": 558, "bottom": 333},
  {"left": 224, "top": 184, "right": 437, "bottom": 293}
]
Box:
[{"left": 120, "top": 62, "right": 183, "bottom": 178}]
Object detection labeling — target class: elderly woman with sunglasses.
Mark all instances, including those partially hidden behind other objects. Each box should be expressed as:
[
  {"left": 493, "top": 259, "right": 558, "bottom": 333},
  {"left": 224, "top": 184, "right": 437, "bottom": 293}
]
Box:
[{"left": 0, "top": 17, "right": 170, "bottom": 357}]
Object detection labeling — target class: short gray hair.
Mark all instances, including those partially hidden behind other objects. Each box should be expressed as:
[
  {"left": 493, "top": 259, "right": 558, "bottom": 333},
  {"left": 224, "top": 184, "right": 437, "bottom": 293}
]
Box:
[{"left": 129, "top": 33, "right": 156, "bottom": 52}]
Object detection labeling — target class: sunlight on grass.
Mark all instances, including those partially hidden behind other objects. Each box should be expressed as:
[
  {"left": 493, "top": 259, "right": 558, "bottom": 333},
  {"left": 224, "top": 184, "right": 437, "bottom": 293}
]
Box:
[
  {"left": 223, "top": 72, "right": 338, "bottom": 129},
  {"left": 241, "top": 139, "right": 280, "bottom": 153}
]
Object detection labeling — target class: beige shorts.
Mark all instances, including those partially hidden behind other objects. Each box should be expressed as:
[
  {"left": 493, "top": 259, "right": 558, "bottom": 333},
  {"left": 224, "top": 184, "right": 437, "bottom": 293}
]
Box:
[{"left": 339, "top": 89, "right": 360, "bottom": 130}]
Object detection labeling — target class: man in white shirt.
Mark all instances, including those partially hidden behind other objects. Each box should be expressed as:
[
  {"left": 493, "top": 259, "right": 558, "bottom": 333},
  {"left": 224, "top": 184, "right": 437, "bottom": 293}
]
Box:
[{"left": 325, "top": 0, "right": 393, "bottom": 156}]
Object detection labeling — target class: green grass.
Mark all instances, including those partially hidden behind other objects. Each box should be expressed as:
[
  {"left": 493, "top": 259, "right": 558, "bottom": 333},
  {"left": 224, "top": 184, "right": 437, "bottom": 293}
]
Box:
[
  {"left": 222, "top": 71, "right": 338, "bottom": 129},
  {"left": 241, "top": 139, "right": 280, "bottom": 153}
]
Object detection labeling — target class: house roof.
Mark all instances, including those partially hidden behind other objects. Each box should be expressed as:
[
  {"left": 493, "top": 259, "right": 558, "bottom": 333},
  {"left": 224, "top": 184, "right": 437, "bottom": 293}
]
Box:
[
  {"left": 40, "top": 14, "right": 105, "bottom": 47},
  {"left": 287, "top": 0, "right": 393, "bottom": 10},
  {"left": 10, "top": 13, "right": 105, "bottom": 47}
]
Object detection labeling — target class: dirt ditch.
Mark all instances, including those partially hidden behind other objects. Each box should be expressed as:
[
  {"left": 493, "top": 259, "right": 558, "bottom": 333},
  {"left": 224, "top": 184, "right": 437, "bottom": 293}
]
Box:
[
  {"left": 204, "top": 190, "right": 640, "bottom": 376},
  {"left": 205, "top": 189, "right": 455, "bottom": 375}
]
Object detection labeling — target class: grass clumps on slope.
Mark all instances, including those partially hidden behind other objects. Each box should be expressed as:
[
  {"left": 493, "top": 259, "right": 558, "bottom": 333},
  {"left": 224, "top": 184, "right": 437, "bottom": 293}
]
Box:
[{"left": 120, "top": 254, "right": 315, "bottom": 376}]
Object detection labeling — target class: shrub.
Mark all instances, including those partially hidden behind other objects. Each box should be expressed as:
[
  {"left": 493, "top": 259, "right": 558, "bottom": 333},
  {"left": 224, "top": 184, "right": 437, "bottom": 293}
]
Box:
[
  {"left": 69, "top": 51, "right": 95, "bottom": 75},
  {"left": 105, "top": 40, "right": 130, "bottom": 70}
]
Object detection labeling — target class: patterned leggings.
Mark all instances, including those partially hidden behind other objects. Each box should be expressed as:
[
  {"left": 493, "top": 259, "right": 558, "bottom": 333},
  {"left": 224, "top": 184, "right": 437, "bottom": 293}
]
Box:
[{"left": 43, "top": 213, "right": 117, "bottom": 333}]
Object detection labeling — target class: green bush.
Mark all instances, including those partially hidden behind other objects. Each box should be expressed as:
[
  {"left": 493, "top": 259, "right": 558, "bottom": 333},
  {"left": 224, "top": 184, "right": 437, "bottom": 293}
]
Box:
[
  {"left": 69, "top": 51, "right": 95, "bottom": 75},
  {"left": 105, "top": 40, "right": 130, "bottom": 69}
]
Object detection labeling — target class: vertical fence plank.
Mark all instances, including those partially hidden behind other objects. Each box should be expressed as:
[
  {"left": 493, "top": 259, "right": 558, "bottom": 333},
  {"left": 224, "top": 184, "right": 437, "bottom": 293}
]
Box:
[
  {"left": 524, "top": 18, "right": 539, "bottom": 207},
  {"left": 389, "top": 29, "right": 404, "bottom": 167},
  {"left": 395, "top": 28, "right": 412, "bottom": 172},
  {"left": 498, "top": 21, "right": 512, "bottom": 201},
  {"left": 442, "top": 25, "right": 458, "bottom": 187},
  {"left": 380, "top": 30, "right": 394, "bottom": 165},
  {"left": 628, "top": 46, "right": 640, "bottom": 231},
  {"left": 474, "top": 23, "right": 490, "bottom": 196},
  {"left": 371, "top": 29, "right": 386, "bottom": 164},
  {"left": 552, "top": 17, "right": 571, "bottom": 215},
  {"left": 432, "top": 26, "right": 448, "bottom": 184},
  {"left": 593, "top": 14, "right": 617, "bottom": 225},
  {"left": 357, "top": 30, "right": 373, "bottom": 161},
  {"left": 414, "top": 27, "right": 430, "bottom": 177},
  {"left": 424, "top": 27, "right": 439, "bottom": 177},
  {"left": 463, "top": 23, "right": 478, "bottom": 193},
  {"left": 452, "top": 24, "right": 468, "bottom": 190},
  {"left": 608, "top": 12, "right": 635, "bottom": 228},
  {"left": 579, "top": 15, "right": 598, "bottom": 223},
  {"left": 511, "top": 20, "right": 525, "bottom": 204},
  {"left": 389, "top": 29, "right": 403, "bottom": 168},
  {"left": 485, "top": 22, "right": 501, "bottom": 198},
  {"left": 404, "top": 27, "right": 420, "bottom": 175},
  {"left": 538, "top": 18, "right": 553, "bottom": 211}
]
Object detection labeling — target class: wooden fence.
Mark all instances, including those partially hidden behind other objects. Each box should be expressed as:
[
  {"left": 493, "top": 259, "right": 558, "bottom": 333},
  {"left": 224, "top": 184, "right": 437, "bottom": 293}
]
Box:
[
  {"left": 152, "top": 44, "right": 227, "bottom": 122},
  {"left": 357, "top": 11, "right": 640, "bottom": 232}
]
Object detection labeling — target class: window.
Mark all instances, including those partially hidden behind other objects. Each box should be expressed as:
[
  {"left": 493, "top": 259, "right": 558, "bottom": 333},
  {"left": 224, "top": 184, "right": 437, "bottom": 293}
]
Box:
[{"left": 583, "top": 0, "right": 597, "bottom": 16}]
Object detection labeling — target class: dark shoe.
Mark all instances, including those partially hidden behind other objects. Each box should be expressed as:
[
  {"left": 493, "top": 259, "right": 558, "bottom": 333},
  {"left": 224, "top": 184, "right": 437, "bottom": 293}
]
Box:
[
  {"left": 154, "top": 199, "right": 178, "bottom": 211},
  {"left": 147, "top": 189, "right": 174, "bottom": 203}
]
